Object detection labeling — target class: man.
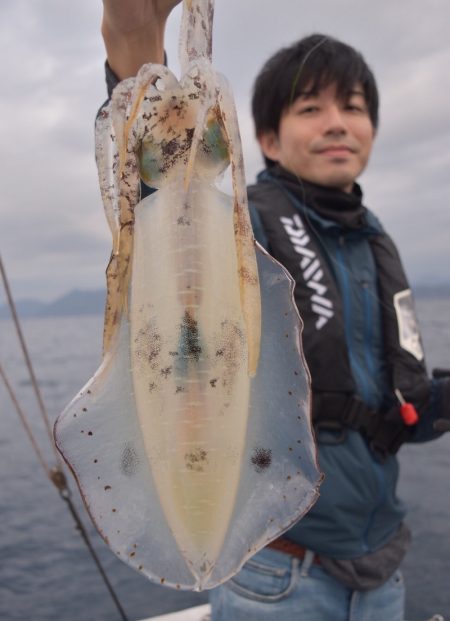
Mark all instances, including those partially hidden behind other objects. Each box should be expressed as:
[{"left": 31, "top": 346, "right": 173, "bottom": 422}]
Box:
[
  {"left": 100, "top": 2, "right": 450, "bottom": 619},
  {"left": 208, "top": 34, "right": 450, "bottom": 621}
]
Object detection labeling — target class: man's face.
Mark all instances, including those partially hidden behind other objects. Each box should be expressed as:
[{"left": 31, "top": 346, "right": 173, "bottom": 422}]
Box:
[{"left": 259, "top": 83, "right": 375, "bottom": 192}]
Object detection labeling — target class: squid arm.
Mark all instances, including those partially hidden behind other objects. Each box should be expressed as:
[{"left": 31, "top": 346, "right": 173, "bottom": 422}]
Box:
[{"left": 215, "top": 73, "right": 261, "bottom": 376}]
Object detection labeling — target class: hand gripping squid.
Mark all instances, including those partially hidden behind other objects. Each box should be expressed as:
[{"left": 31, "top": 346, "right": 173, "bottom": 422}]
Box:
[{"left": 54, "top": 0, "right": 321, "bottom": 591}]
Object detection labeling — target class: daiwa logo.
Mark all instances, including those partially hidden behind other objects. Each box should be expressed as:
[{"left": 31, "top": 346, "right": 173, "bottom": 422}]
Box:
[{"left": 280, "top": 214, "right": 334, "bottom": 330}]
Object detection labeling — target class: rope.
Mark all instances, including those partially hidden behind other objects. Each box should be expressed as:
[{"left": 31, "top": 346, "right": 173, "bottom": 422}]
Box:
[
  {"left": 0, "top": 362, "right": 129, "bottom": 621},
  {"left": 58, "top": 486, "right": 129, "bottom": 621},
  {"left": 0, "top": 361, "right": 51, "bottom": 476},
  {"left": 0, "top": 254, "right": 129, "bottom": 621},
  {"left": 0, "top": 253, "right": 61, "bottom": 463}
]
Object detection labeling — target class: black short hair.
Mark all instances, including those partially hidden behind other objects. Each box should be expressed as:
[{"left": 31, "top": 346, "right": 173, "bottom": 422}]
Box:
[{"left": 252, "top": 34, "right": 379, "bottom": 167}]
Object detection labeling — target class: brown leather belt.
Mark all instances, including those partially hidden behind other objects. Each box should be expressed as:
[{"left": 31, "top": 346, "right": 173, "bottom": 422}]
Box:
[{"left": 267, "top": 537, "right": 321, "bottom": 565}]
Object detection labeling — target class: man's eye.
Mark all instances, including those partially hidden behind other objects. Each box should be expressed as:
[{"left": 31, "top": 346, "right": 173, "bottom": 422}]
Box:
[
  {"left": 298, "top": 106, "right": 319, "bottom": 114},
  {"left": 346, "top": 102, "right": 366, "bottom": 113}
]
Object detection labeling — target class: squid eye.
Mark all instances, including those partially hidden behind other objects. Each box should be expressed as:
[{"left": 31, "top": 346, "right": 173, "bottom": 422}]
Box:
[
  {"left": 138, "top": 140, "right": 162, "bottom": 187},
  {"left": 201, "top": 116, "right": 229, "bottom": 165}
]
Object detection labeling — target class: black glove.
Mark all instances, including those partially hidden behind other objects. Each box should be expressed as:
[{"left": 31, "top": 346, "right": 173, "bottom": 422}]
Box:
[{"left": 432, "top": 370, "right": 450, "bottom": 432}]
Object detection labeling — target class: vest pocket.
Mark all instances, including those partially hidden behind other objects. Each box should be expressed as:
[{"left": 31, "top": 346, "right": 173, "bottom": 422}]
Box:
[{"left": 227, "top": 556, "right": 299, "bottom": 602}]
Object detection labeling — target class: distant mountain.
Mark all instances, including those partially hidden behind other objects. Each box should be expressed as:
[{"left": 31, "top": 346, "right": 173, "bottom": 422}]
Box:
[
  {"left": 0, "top": 298, "right": 47, "bottom": 319},
  {"left": 413, "top": 283, "right": 450, "bottom": 299},
  {"left": 1, "top": 282, "right": 449, "bottom": 320},
  {"left": 43, "top": 289, "right": 106, "bottom": 317},
  {"left": 0, "top": 289, "right": 105, "bottom": 319}
]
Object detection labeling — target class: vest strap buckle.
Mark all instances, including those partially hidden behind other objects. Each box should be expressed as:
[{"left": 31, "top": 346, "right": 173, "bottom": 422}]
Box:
[{"left": 312, "top": 392, "right": 413, "bottom": 462}]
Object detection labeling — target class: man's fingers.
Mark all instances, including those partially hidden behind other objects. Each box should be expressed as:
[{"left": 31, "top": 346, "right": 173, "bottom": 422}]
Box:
[{"left": 433, "top": 419, "right": 450, "bottom": 432}]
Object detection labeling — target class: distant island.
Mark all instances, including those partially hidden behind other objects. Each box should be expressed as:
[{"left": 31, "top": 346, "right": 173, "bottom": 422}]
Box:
[
  {"left": 0, "top": 289, "right": 106, "bottom": 319},
  {"left": 0, "top": 284, "right": 449, "bottom": 320}
]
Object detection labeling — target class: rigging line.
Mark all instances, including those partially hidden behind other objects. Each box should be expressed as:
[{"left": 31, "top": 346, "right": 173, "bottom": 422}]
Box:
[
  {"left": 0, "top": 361, "right": 51, "bottom": 476},
  {"left": 59, "top": 488, "right": 130, "bottom": 621},
  {"left": 0, "top": 258, "right": 129, "bottom": 621},
  {"left": 283, "top": 34, "right": 395, "bottom": 318},
  {"left": 297, "top": 176, "right": 387, "bottom": 398},
  {"left": 272, "top": 173, "right": 385, "bottom": 399},
  {"left": 291, "top": 172, "right": 398, "bottom": 318},
  {"left": 289, "top": 36, "right": 329, "bottom": 107},
  {"left": 0, "top": 253, "right": 61, "bottom": 464},
  {"left": 0, "top": 363, "right": 130, "bottom": 621}
]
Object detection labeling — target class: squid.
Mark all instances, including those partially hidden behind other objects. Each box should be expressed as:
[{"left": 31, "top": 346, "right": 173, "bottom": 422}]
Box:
[{"left": 54, "top": 0, "right": 321, "bottom": 591}]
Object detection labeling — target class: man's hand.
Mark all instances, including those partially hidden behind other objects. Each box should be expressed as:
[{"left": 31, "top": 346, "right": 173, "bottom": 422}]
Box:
[
  {"left": 432, "top": 370, "right": 450, "bottom": 432},
  {"left": 102, "top": 0, "right": 182, "bottom": 80}
]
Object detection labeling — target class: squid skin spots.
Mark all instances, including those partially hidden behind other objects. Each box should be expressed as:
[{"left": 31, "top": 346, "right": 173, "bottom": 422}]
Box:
[
  {"left": 134, "top": 322, "right": 162, "bottom": 369},
  {"left": 251, "top": 447, "right": 272, "bottom": 473},
  {"left": 121, "top": 443, "right": 139, "bottom": 476},
  {"left": 160, "top": 366, "right": 172, "bottom": 378},
  {"left": 180, "top": 310, "right": 202, "bottom": 361},
  {"left": 185, "top": 448, "right": 208, "bottom": 472}
]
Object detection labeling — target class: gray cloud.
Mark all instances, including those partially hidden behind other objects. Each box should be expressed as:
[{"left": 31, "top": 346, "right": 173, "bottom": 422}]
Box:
[{"left": 1, "top": 0, "right": 449, "bottom": 302}]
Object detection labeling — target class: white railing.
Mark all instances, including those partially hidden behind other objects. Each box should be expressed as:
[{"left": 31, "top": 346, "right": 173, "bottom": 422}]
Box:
[{"left": 140, "top": 603, "right": 211, "bottom": 621}]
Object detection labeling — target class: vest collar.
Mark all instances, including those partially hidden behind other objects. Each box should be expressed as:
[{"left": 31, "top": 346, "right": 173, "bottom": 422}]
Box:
[{"left": 257, "top": 165, "right": 381, "bottom": 235}]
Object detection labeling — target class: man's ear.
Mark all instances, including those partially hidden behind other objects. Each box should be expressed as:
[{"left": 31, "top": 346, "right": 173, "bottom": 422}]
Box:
[{"left": 257, "top": 131, "right": 281, "bottom": 163}]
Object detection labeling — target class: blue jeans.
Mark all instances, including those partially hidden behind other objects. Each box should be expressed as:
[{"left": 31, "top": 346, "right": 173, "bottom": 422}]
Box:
[{"left": 209, "top": 547, "right": 405, "bottom": 621}]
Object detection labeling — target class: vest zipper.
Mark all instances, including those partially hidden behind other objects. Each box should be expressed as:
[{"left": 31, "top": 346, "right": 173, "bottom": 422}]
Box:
[
  {"left": 335, "top": 238, "right": 370, "bottom": 404},
  {"left": 336, "top": 240, "right": 389, "bottom": 552},
  {"left": 362, "top": 283, "right": 376, "bottom": 380}
]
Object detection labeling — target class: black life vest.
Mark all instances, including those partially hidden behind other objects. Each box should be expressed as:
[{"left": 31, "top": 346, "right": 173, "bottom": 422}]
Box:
[{"left": 248, "top": 175, "right": 430, "bottom": 460}]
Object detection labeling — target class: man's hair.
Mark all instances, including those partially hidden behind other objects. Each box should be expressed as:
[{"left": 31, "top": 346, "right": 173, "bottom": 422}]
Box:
[{"left": 251, "top": 34, "right": 379, "bottom": 167}]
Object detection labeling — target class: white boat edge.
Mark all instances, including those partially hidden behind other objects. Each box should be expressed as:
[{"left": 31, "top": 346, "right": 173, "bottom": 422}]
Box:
[
  {"left": 139, "top": 603, "right": 211, "bottom": 621},
  {"left": 137, "top": 605, "right": 446, "bottom": 621}
]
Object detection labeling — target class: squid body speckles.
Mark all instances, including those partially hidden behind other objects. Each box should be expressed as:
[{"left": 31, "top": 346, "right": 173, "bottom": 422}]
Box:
[{"left": 54, "top": 0, "right": 321, "bottom": 591}]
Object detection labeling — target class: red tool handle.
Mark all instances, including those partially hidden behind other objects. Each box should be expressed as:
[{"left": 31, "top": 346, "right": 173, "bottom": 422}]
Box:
[{"left": 400, "top": 403, "right": 419, "bottom": 426}]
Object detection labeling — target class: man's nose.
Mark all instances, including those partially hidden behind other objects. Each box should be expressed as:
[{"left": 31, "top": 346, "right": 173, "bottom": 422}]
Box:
[{"left": 323, "top": 105, "right": 347, "bottom": 135}]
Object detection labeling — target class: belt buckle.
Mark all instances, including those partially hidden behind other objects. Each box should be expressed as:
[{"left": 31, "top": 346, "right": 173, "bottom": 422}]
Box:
[{"left": 314, "top": 420, "right": 348, "bottom": 444}]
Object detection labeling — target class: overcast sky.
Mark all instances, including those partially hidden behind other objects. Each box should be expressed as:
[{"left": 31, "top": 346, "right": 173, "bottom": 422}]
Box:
[{"left": 1, "top": 0, "right": 449, "bottom": 302}]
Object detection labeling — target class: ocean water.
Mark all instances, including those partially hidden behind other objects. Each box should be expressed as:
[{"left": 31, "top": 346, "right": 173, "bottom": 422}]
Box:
[{"left": 1, "top": 297, "right": 449, "bottom": 621}]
